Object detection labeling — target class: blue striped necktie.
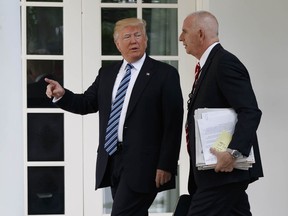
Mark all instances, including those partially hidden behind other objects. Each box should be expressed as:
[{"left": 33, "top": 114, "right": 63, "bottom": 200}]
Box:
[{"left": 104, "top": 63, "right": 133, "bottom": 155}]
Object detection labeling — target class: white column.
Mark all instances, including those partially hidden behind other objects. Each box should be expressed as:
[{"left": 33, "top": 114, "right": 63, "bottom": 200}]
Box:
[{"left": 0, "top": 0, "right": 23, "bottom": 215}]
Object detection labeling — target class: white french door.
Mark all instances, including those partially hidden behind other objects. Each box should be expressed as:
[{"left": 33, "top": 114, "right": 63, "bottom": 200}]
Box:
[
  {"left": 22, "top": 0, "right": 199, "bottom": 215},
  {"left": 82, "top": 1, "right": 195, "bottom": 215},
  {"left": 22, "top": 0, "right": 84, "bottom": 215}
]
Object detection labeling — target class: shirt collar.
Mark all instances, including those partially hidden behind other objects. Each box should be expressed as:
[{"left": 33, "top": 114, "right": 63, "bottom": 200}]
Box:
[
  {"left": 123, "top": 53, "right": 146, "bottom": 71},
  {"left": 199, "top": 42, "right": 219, "bottom": 68}
]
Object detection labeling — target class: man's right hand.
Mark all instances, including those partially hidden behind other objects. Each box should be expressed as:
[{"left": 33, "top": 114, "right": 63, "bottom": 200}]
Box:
[{"left": 45, "top": 78, "right": 65, "bottom": 99}]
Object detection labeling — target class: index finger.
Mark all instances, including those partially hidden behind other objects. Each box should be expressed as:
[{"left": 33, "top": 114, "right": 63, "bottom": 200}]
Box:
[{"left": 45, "top": 77, "right": 57, "bottom": 85}]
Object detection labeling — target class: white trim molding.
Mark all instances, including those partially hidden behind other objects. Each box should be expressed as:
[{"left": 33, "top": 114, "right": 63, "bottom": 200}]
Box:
[{"left": 196, "top": 0, "right": 210, "bottom": 11}]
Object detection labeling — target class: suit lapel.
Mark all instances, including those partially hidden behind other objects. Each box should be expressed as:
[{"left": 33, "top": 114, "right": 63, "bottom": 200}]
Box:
[
  {"left": 125, "top": 56, "right": 155, "bottom": 119},
  {"left": 102, "top": 61, "right": 123, "bottom": 115},
  {"left": 188, "top": 44, "right": 222, "bottom": 112}
]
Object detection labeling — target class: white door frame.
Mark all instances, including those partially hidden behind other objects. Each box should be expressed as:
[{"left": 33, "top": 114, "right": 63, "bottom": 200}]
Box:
[{"left": 81, "top": 0, "right": 202, "bottom": 215}]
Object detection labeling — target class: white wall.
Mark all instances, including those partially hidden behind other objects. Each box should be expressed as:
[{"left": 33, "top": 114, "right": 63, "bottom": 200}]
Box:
[
  {"left": 207, "top": 0, "right": 288, "bottom": 215},
  {"left": 0, "top": 0, "right": 23, "bottom": 215}
]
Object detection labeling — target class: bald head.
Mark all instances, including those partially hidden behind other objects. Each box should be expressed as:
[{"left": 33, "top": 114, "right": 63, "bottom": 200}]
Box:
[
  {"left": 179, "top": 11, "right": 219, "bottom": 59},
  {"left": 188, "top": 11, "right": 219, "bottom": 41}
]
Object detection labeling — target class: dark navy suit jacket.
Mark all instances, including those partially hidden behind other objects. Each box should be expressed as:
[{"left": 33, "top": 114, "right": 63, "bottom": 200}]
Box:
[
  {"left": 186, "top": 44, "right": 263, "bottom": 193},
  {"left": 56, "top": 55, "right": 184, "bottom": 193}
]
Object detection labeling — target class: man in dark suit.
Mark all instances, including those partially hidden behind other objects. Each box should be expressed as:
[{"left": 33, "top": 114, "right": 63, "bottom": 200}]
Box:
[
  {"left": 45, "top": 18, "right": 183, "bottom": 216},
  {"left": 179, "top": 11, "right": 263, "bottom": 215}
]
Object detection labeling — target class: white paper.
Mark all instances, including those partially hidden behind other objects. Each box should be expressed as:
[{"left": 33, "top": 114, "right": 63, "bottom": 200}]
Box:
[
  {"left": 194, "top": 108, "right": 255, "bottom": 170},
  {"left": 197, "top": 116, "right": 236, "bottom": 165}
]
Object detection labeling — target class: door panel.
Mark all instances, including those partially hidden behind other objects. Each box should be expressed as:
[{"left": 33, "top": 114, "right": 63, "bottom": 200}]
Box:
[
  {"left": 22, "top": 0, "right": 195, "bottom": 215},
  {"left": 82, "top": 0, "right": 195, "bottom": 215},
  {"left": 22, "top": 0, "right": 83, "bottom": 215}
]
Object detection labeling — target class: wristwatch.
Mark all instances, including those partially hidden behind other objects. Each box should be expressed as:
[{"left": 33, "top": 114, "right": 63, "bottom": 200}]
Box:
[{"left": 226, "top": 148, "right": 242, "bottom": 159}]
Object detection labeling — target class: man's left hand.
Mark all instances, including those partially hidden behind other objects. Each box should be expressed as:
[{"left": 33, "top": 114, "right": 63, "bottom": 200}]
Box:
[
  {"left": 210, "top": 148, "right": 235, "bottom": 173},
  {"left": 155, "top": 169, "right": 171, "bottom": 188}
]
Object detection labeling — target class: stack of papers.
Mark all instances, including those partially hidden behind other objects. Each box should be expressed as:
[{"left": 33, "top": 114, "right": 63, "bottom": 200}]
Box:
[{"left": 194, "top": 108, "right": 255, "bottom": 170}]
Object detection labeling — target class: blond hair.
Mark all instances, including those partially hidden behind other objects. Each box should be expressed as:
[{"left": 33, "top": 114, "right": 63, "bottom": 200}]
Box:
[{"left": 113, "top": 18, "right": 147, "bottom": 41}]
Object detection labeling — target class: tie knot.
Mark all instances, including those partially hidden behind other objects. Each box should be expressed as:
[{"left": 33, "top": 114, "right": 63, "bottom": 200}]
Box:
[{"left": 126, "top": 63, "right": 133, "bottom": 70}]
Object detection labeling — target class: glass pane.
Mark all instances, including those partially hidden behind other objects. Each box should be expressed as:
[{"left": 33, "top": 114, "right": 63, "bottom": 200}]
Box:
[
  {"left": 102, "top": 60, "right": 119, "bottom": 67},
  {"left": 162, "top": 60, "right": 178, "bottom": 70},
  {"left": 142, "top": 0, "right": 177, "bottom": 3},
  {"left": 150, "top": 188, "right": 179, "bottom": 212},
  {"left": 27, "top": 60, "right": 63, "bottom": 108},
  {"left": 103, "top": 188, "right": 112, "bottom": 214},
  {"left": 28, "top": 0, "right": 63, "bottom": 2},
  {"left": 28, "top": 113, "right": 64, "bottom": 161},
  {"left": 102, "top": 8, "right": 137, "bottom": 55},
  {"left": 103, "top": 169, "right": 179, "bottom": 213},
  {"left": 143, "top": 8, "right": 178, "bottom": 55},
  {"left": 103, "top": 189, "right": 179, "bottom": 213},
  {"left": 27, "top": 7, "right": 63, "bottom": 55},
  {"left": 101, "top": 0, "right": 136, "bottom": 2},
  {"left": 28, "top": 167, "right": 65, "bottom": 214}
]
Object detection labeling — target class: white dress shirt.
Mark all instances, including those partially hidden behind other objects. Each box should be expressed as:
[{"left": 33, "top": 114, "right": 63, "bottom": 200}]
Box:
[
  {"left": 112, "top": 53, "right": 146, "bottom": 141},
  {"left": 199, "top": 42, "right": 219, "bottom": 68}
]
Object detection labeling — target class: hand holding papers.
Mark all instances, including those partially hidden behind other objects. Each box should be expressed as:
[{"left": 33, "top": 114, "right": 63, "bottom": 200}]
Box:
[{"left": 194, "top": 108, "right": 255, "bottom": 170}]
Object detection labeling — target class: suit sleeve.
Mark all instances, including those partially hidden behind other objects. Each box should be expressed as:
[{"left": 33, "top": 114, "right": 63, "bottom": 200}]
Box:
[
  {"left": 217, "top": 53, "right": 262, "bottom": 156},
  {"left": 56, "top": 74, "right": 100, "bottom": 115},
  {"left": 158, "top": 67, "right": 184, "bottom": 174}
]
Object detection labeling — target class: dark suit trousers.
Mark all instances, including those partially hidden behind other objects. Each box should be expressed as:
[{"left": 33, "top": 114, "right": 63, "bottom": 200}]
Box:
[
  {"left": 109, "top": 149, "right": 157, "bottom": 216},
  {"left": 187, "top": 181, "right": 251, "bottom": 216}
]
